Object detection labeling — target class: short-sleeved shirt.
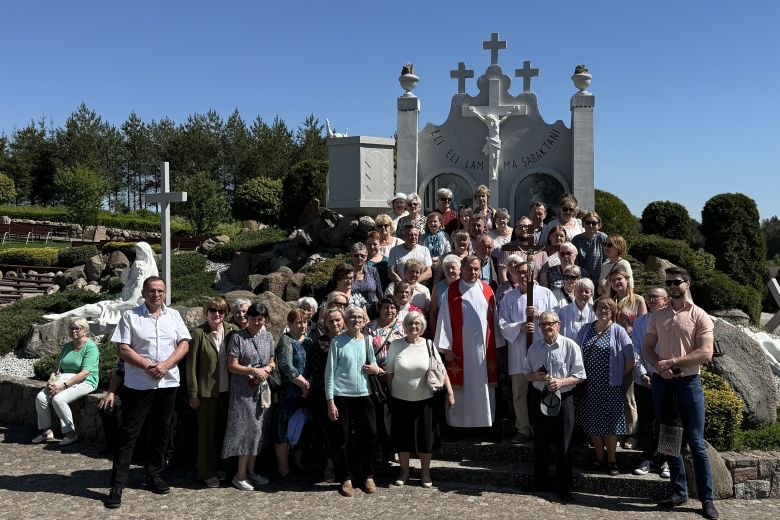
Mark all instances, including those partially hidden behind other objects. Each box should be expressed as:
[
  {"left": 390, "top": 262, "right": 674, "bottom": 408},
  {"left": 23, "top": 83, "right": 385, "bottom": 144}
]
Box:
[
  {"left": 524, "top": 334, "right": 586, "bottom": 393},
  {"left": 386, "top": 338, "right": 437, "bottom": 402},
  {"left": 388, "top": 244, "right": 432, "bottom": 279},
  {"left": 57, "top": 339, "right": 100, "bottom": 389},
  {"left": 111, "top": 303, "right": 192, "bottom": 390},
  {"left": 647, "top": 301, "right": 713, "bottom": 377}
]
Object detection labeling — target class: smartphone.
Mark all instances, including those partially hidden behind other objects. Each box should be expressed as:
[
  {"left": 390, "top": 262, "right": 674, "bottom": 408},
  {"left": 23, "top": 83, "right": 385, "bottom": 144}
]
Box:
[{"left": 671, "top": 367, "right": 683, "bottom": 376}]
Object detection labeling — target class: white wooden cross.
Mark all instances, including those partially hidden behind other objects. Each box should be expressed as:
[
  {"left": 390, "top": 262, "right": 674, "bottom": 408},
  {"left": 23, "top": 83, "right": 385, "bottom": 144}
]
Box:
[
  {"left": 450, "top": 62, "right": 474, "bottom": 93},
  {"left": 145, "top": 162, "right": 187, "bottom": 305},
  {"left": 766, "top": 279, "right": 780, "bottom": 333}
]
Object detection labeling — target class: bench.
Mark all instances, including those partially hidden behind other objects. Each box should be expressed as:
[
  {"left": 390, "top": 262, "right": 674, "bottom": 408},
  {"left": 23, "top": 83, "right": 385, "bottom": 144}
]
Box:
[{"left": 1, "top": 224, "right": 70, "bottom": 245}]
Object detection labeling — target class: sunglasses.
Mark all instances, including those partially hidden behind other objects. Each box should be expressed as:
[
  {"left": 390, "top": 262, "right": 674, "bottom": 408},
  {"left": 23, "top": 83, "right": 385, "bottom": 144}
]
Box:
[
  {"left": 604, "top": 242, "right": 613, "bottom": 247},
  {"left": 584, "top": 220, "right": 599, "bottom": 226},
  {"left": 561, "top": 207, "right": 575, "bottom": 213},
  {"left": 440, "top": 197, "right": 451, "bottom": 202},
  {"left": 208, "top": 308, "right": 226, "bottom": 314},
  {"left": 564, "top": 275, "right": 579, "bottom": 280},
  {"left": 377, "top": 224, "right": 390, "bottom": 229},
  {"left": 664, "top": 279, "right": 686, "bottom": 287}
]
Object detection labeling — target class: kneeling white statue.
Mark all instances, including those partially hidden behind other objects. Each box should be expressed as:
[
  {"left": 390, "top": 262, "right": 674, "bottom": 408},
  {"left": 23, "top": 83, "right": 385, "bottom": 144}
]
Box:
[{"left": 43, "top": 242, "right": 159, "bottom": 326}]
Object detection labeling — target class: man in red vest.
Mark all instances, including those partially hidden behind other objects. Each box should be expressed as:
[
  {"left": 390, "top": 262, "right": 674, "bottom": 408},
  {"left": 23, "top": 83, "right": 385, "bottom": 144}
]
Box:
[{"left": 434, "top": 255, "right": 503, "bottom": 428}]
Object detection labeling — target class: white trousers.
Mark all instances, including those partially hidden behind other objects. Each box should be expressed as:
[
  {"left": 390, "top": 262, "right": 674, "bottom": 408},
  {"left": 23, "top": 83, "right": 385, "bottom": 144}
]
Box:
[{"left": 35, "top": 373, "right": 94, "bottom": 434}]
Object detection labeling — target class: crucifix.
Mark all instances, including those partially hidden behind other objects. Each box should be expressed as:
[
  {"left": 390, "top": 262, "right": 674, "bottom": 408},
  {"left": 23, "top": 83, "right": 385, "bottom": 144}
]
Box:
[
  {"left": 450, "top": 62, "right": 474, "bottom": 93},
  {"left": 502, "top": 235, "right": 558, "bottom": 345},
  {"left": 145, "top": 162, "right": 187, "bottom": 306}
]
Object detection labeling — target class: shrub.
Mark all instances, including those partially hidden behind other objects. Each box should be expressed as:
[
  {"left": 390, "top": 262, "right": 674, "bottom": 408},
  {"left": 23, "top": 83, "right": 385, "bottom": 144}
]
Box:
[
  {"left": 692, "top": 270, "right": 762, "bottom": 324},
  {"left": 701, "top": 369, "right": 744, "bottom": 451},
  {"left": 0, "top": 247, "right": 59, "bottom": 266},
  {"left": 0, "top": 172, "right": 16, "bottom": 204},
  {"left": 701, "top": 193, "right": 766, "bottom": 293},
  {"left": 640, "top": 201, "right": 691, "bottom": 242},
  {"left": 212, "top": 221, "right": 242, "bottom": 238},
  {"left": 232, "top": 176, "right": 283, "bottom": 225},
  {"left": 736, "top": 422, "right": 780, "bottom": 451},
  {"left": 171, "top": 251, "right": 207, "bottom": 278},
  {"left": 630, "top": 235, "right": 709, "bottom": 278},
  {"left": 0, "top": 290, "right": 108, "bottom": 355},
  {"left": 104, "top": 275, "right": 123, "bottom": 294},
  {"left": 0, "top": 205, "right": 190, "bottom": 234},
  {"left": 57, "top": 245, "right": 99, "bottom": 267},
  {"left": 594, "top": 189, "right": 639, "bottom": 245},
  {"left": 101, "top": 241, "right": 162, "bottom": 259},
  {"left": 302, "top": 254, "right": 348, "bottom": 302},
  {"left": 206, "top": 227, "right": 287, "bottom": 261},
  {"left": 280, "top": 159, "right": 328, "bottom": 228},
  {"left": 179, "top": 171, "right": 229, "bottom": 236},
  {"left": 171, "top": 271, "right": 219, "bottom": 307},
  {"left": 34, "top": 339, "right": 117, "bottom": 389}
]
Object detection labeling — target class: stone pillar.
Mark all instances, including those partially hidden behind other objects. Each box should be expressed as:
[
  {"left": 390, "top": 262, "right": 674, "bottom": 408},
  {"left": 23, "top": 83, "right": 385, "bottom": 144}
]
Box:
[
  {"left": 570, "top": 92, "right": 595, "bottom": 211},
  {"left": 396, "top": 95, "right": 420, "bottom": 196}
]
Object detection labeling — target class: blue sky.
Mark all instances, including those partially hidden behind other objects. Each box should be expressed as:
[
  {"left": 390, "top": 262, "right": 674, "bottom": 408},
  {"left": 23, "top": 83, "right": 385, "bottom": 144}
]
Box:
[{"left": 2, "top": 1, "right": 778, "bottom": 220}]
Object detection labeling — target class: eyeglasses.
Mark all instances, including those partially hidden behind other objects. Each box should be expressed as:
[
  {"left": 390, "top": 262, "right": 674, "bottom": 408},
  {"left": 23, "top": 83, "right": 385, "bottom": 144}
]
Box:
[
  {"left": 439, "top": 197, "right": 451, "bottom": 202},
  {"left": 584, "top": 220, "right": 599, "bottom": 226},
  {"left": 208, "top": 308, "right": 226, "bottom": 315},
  {"left": 515, "top": 224, "right": 532, "bottom": 229},
  {"left": 347, "top": 315, "right": 365, "bottom": 322},
  {"left": 540, "top": 321, "right": 559, "bottom": 327},
  {"left": 332, "top": 301, "right": 348, "bottom": 307},
  {"left": 377, "top": 224, "right": 390, "bottom": 229},
  {"left": 597, "top": 307, "right": 612, "bottom": 313},
  {"left": 561, "top": 207, "right": 575, "bottom": 213},
  {"left": 664, "top": 279, "right": 686, "bottom": 287},
  {"left": 646, "top": 294, "right": 666, "bottom": 300}
]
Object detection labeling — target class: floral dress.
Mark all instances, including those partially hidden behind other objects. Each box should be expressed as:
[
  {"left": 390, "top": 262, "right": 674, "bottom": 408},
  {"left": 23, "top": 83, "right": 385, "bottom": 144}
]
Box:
[
  {"left": 365, "top": 319, "right": 404, "bottom": 368},
  {"left": 579, "top": 324, "right": 627, "bottom": 436}
]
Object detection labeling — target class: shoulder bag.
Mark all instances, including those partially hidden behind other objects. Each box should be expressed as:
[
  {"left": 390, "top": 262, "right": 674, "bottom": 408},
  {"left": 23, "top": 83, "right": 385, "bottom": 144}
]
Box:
[
  {"left": 365, "top": 336, "right": 388, "bottom": 405},
  {"left": 425, "top": 339, "right": 447, "bottom": 393}
]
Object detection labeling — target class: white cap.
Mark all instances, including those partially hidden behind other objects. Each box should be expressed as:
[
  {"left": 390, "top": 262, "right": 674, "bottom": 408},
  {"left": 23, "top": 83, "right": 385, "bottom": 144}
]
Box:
[{"left": 388, "top": 192, "right": 407, "bottom": 206}]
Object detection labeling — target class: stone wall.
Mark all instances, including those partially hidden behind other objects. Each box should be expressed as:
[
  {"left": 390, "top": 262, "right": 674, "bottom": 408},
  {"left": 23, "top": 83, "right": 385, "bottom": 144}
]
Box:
[
  {"left": 0, "top": 374, "right": 106, "bottom": 445},
  {"left": 721, "top": 451, "right": 780, "bottom": 499}
]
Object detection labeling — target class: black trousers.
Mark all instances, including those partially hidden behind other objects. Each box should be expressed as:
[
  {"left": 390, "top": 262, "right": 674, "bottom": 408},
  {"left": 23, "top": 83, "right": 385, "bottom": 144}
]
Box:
[
  {"left": 635, "top": 384, "right": 663, "bottom": 464},
  {"left": 529, "top": 387, "right": 575, "bottom": 494},
  {"left": 110, "top": 386, "right": 177, "bottom": 488},
  {"left": 326, "top": 395, "right": 376, "bottom": 483}
]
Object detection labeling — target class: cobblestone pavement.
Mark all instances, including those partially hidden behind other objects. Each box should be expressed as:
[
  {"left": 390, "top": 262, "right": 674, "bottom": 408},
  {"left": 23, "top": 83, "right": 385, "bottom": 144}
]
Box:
[{"left": 0, "top": 423, "right": 776, "bottom": 520}]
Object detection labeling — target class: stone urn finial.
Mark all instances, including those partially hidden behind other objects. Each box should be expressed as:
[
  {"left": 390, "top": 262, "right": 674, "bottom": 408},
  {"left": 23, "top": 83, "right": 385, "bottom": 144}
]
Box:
[
  {"left": 399, "top": 63, "right": 419, "bottom": 97},
  {"left": 572, "top": 64, "right": 592, "bottom": 94}
]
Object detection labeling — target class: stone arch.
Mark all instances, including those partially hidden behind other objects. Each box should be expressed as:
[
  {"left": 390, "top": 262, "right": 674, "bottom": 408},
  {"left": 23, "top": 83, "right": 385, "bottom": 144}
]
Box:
[
  {"left": 418, "top": 168, "right": 478, "bottom": 210},
  {"left": 509, "top": 168, "right": 570, "bottom": 221}
]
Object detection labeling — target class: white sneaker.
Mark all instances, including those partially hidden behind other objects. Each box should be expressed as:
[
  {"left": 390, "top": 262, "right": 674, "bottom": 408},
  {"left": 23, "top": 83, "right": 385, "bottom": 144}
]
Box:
[
  {"left": 232, "top": 476, "right": 254, "bottom": 491},
  {"left": 58, "top": 434, "right": 79, "bottom": 447},
  {"left": 660, "top": 462, "right": 671, "bottom": 479},
  {"left": 32, "top": 431, "right": 54, "bottom": 444},
  {"left": 247, "top": 473, "right": 269, "bottom": 486},
  {"left": 633, "top": 459, "right": 653, "bottom": 475}
]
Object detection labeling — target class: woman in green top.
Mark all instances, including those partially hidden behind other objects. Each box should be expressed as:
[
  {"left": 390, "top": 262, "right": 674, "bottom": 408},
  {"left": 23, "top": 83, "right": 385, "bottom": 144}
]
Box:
[{"left": 33, "top": 317, "right": 100, "bottom": 446}]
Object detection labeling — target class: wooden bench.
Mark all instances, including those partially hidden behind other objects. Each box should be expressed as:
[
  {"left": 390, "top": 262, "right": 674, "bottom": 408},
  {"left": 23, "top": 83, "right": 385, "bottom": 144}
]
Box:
[
  {"left": 1, "top": 223, "right": 70, "bottom": 245},
  {"left": 0, "top": 277, "right": 56, "bottom": 292}
]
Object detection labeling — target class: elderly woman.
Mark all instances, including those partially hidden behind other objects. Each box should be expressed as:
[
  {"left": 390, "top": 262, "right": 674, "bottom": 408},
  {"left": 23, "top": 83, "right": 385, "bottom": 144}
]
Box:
[
  {"left": 328, "top": 263, "right": 367, "bottom": 310},
  {"left": 434, "top": 187, "right": 458, "bottom": 233},
  {"left": 229, "top": 297, "right": 252, "bottom": 330},
  {"left": 472, "top": 184, "right": 496, "bottom": 230},
  {"left": 396, "top": 193, "right": 426, "bottom": 237},
  {"left": 539, "top": 193, "right": 584, "bottom": 245},
  {"left": 429, "top": 254, "right": 461, "bottom": 328},
  {"left": 388, "top": 193, "right": 408, "bottom": 229},
  {"left": 350, "top": 242, "right": 383, "bottom": 316},
  {"left": 274, "top": 309, "right": 313, "bottom": 480},
  {"left": 34, "top": 317, "right": 99, "bottom": 446},
  {"left": 387, "top": 311, "right": 454, "bottom": 488},
  {"left": 186, "top": 297, "right": 238, "bottom": 487},
  {"left": 375, "top": 213, "right": 404, "bottom": 257},
  {"left": 576, "top": 297, "right": 634, "bottom": 476},
  {"left": 385, "top": 258, "right": 432, "bottom": 312},
  {"left": 296, "top": 297, "right": 318, "bottom": 333},
  {"left": 599, "top": 234, "right": 634, "bottom": 295},
  {"left": 497, "top": 216, "right": 547, "bottom": 284},
  {"left": 572, "top": 211, "right": 607, "bottom": 288},
  {"left": 393, "top": 281, "right": 422, "bottom": 324},
  {"left": 540, "top": 241, "right": 578, "bottom": 292},
  {"left": 559, "top": 278, "right": 596, "bottom": 341},
  {"left": 222, "top": 303, "right": 276, "bottom": 491},
  {"left": 422, "top": 211, "right": 452, "bottom": 271},
  {"left": 489, "top": 208, "right": 513, "bottom": 257},
  {"left": 365, "top": 231, "right": 390, "bottom": 290},
  {"left": 551, "top": 265, "right": 582, "bottom": 306},
  {"left": 325, "top": 307, "right": 382, "bottom": 497}
]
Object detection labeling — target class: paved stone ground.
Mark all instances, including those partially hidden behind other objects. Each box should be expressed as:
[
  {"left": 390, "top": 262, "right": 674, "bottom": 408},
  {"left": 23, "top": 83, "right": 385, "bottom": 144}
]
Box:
[{"left": 0, "top": 423, "right": 776, "bottom": 520}]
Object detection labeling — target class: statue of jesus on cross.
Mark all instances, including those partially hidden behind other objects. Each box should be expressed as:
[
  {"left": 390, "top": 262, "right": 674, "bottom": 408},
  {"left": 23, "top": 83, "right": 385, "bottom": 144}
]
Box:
[{"left": 467, "top": 105, "right": 522, "bottom": 181}]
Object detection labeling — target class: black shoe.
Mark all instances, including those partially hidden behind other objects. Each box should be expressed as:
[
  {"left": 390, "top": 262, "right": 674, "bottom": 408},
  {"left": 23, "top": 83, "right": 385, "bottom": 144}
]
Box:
[
  {"left": 146, "top": 475, "right": 171, "bottom": 494},
  {"left": 659, "top": 491, "right": 687, "bottom": 508},
  {"left": 702, "top": 500, "right": 720, "bottom": 519},
  {"left": 104, "top": 487, "right": 122, "bottom": 509},
  {"left": 607, "top": 462, "right": 620, "bottom": 476},
  {"left": 559, "top": 491, "right": 574, "bottom": 502}
]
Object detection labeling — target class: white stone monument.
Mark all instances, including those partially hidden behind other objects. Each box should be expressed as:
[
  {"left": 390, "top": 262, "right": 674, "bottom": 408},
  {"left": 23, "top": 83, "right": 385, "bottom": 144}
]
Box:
[{"left": 326, "top": 136, "right": 395, "bottom": 216}]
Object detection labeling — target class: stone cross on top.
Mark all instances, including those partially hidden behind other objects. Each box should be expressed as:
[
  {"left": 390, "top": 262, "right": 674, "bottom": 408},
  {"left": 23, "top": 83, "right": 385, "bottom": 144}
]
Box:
[
  {"left": 515, "top": 60, "right": 539, "bottom": 93},
  {"left": 450, "top": 62, "right": 474, "bottom": 93},
  {"left": 483, "top": 32, "right": 507, "bottom": 65},
  {"left": 145, "top": 162, "right": 187, "bottom": 305}
]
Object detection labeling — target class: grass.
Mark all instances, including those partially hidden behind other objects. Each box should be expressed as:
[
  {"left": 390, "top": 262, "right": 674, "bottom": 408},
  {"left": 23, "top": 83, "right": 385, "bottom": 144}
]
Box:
[{"left": 0, "top": 240, "right": 72, "bottom": 251}]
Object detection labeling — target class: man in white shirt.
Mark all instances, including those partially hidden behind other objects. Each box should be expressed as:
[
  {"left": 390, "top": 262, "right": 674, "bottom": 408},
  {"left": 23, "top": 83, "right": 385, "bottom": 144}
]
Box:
[
  {"left": 105, "top": 276, "right": 191, "bottom": 509},
  {"left": 388, "top": 225, "right": 432, "bottom": 283}
]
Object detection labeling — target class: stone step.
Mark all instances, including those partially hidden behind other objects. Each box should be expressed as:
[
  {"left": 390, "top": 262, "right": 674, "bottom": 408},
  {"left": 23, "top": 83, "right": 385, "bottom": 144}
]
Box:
[{"left": 387, "top": 458, "right": 670, "bottom": 499}]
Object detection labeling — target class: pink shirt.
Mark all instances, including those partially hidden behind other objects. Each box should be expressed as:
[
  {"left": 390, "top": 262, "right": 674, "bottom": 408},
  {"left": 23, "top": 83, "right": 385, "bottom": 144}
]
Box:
[{"left": 647, "top": 301, "right": 713, "bottom": 376}]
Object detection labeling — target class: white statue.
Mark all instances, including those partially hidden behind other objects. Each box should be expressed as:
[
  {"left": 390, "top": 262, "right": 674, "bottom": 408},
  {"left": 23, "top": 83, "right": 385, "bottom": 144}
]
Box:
[
  {"left": 325, "top": 118, "right": 348, "bottom": 138},
  {"left": 468, "top": 105, "right": 521, "bottom": 180},
  {"left": 43, "top": 242, "right": 159, "bottom": 325}
]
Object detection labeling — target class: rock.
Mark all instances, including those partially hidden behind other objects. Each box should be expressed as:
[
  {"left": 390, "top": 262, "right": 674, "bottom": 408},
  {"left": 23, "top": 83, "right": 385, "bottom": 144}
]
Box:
[
  {"left": 247, "top": 274, "right": 267, "bottom": 292},
  {"left": 242, "top": 220, "right": 260, "bottom": 232},
  {"left": 298, "top": 198, "right": 321, "bottom": 229},
  {"left": 288, "top": 228, "right": 313, "bottom": 248},
  {"left": 1, "top": 216, "right": 10, "bottom": 225},
  {"left": 71, "top": 278, "right": 87, "bottom": 290},
  {"left": 45, "top": 285, "right": 60, "bottom": 295},
  {"left": 27, "top": 270, "right": 39, "bottom": 278},
  {"left": 0, "top": 285, "right": 14, "bottom": 292},
  {"left": 711, "top": 319, "right": 779, "bottom": 427},
  {"left": 5, "top": 271, "right": 17, "bottom": 279},
  {"left": 225, "top": 252, "right": 273, "bottom": 288},
  {"left": 710, "top": 309, "right": 750, "bottom": 327},
  {"left": 19, "top": 319, "right": 73, "bottom": 358},
  {"left": 90, "top": 225, "right": 108, "bottom": 242},
  {"left": 734, "top": 479, "right": 771, "bottom": 499},
  {"left": 644, "top": 255, "right": 676, "bottom": 281},
  {"left": 222, "top": 290, "right": 294, "bottom": 341},
  {"left": 84, "top": 284, "right": 101, "bottom": 294},
  {"left": 320, "top": 208, "right": 342, "bottom": 227},
  {"left": 273, "top": 240, "right": 307, "bottom": 264},
  {"left": 258, "top": 267, "right": 294, "bottom": 299},
  {"left": 285, "top": 272, "right": 306, "bottom": 302},
  {"left": 319, "top": 217, "right": 358, "bottom": 248},
  {"left": 0, "top": 271, "right": 3, "bottom": 279},
  {"left": 55, "top": 266, "right": 85, "bottom": 287},
  {"left": 223, "top": 290, "right": 259, "bottom": 308},
  {"left": 269, "top": 256, "right": 292, "bottom": 272},
  {"left": 358, "top": 215, "right": 376, "bottom": 233},
  {"left": 172, "top": 306, "right": 205, "bottom": 329},
  {"left": 214, "top": 235, "right": 230, "bottom": 244},
  {"left": 106, "top": 251, "right": 130, "bottom": 272},
  {"left": 298, "top": 254, "right": 325, "bottom": 273},
  {"left": 682, "top": 440, "right": 733, "bottom": 500},
  {"left": 84, "top": 254, "right": 106, "bottom": 282},
  {"left": 20, "top": 293, "right": 42, "bottom": 300}
]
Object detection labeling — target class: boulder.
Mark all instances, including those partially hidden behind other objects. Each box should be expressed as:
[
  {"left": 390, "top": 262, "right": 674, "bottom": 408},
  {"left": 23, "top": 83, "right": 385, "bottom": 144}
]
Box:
[
  {"left": 172, "top": 306, "right": 205, "bottom": 329},
  {"left": 55, "top": 266, "right": 85, "bottom": 287},
  {"left": 242, "top": 220, "right": 261, "bottom": 232},
  {"left": 711, "top": 319, "right": 779, "bottom": 427},
  {"left": 644, "top": 255, "right": 676, "bottom": 281},
  {"left": 247, "top": 274, "right": 267, "bottom": 292},
  {"left": 19, "top": 319, "right": 72, "bottom": 358},
  {"left": 222, "top": 290, "right": 294, "bottom": 341},
  {"left": 285, "top": 272, "right": 306, "bottom": 302},
  {"left": 20, "top": 293, "right": 42, "bottom": 300},
  {"left": 319, "top": 217, "right": 358, "bottom": 248},
  {"left": 358, "top": 215, "right": 376, "bottom": 233},
  {"left": 84, "top": 254, "right": 106, "bottom": 282},
  {"left": 214, "top": 235, "right": 230, "bottom": 244},
  {"left": 710, "top": 309, "right": 750, "bottom": 327},
  {"left": 1, "top": 216, "right": 10, "bottom": 225},
  {"left": 0, "top": 285, "right": 13, "bottom": 293},
  {"left": 199, "top": 238, "right": 219, "bottom": 253},
  {"left": 84, "top": 284, "right": 101, "bottom": 294},
  {"left": 106, "top": 251, "right": 130, "bottom": 272},
  {"left": 45, "top": 285, "right": 60, "bottom": 295},
  {"left": 5, "top": 271, "right": 17, "bottom": 279},
  {"left": 71, "top": 278, "right": 88, "bottom": 290},
  {"left": 273, "top": 240, "right": 307, "bottom": 264},
  {"left": 298, "top": 254, "right": 325, "bottom": 273},
  {"left": 258, "top": 267, "right": 294, "bottom": 299},
  {"left": 225, "top": 252, "right": 273, "bottom": 288},
  {"left": 682, "top": 440, "right": 733, "bottom": 499},
  {"left": 297, "top": 198, "right": 322, "bottom": 230},
  {"left": 269, "top": 255, "right": 292, "bottom": 272},
  {"left": 288, "top": 228, "right": 313, "bottom": 248}
]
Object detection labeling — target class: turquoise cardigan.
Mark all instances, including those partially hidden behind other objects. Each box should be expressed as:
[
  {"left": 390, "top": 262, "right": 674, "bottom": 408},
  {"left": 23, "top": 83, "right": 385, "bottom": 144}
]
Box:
[{"left": 324, "top": 332, "right": 377, "bottom": 400}]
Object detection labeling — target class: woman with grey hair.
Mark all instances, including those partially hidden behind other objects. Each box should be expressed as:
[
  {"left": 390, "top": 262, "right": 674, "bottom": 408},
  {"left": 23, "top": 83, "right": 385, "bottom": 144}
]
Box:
[
  {"left": 386, "top": 311, "right": 453, "bottom": 488},
  {"left": 540, "top": 241, "right": 578, "bottom": 290},
  {"left": 559, "top": 277, "right": 595, "bottom": 341},
  {"left": 350, "top": 242, "right": 383, "bottom": 317},
  {"left": 230, "top": 297, "right": 252, "bottom": 330},
  {"left": 552, "top": 264, "right": 583, "bottom": 306},
  {"left": 489, "top": 208, "right": 513, "bottom": 255},
  {"left": 434, "top": 187, "right": 457, "bottom": 232},
  {"left": 396, "top": 193, "right": 425, "bottom": 237}
]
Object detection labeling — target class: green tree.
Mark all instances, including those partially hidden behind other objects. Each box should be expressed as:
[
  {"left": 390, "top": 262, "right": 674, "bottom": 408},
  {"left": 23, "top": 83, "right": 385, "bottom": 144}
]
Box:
[
  {"left": 0, "top": 172, "right": 16, "bottom": 204},
  {"left": 280, "top": 159, "right": 328, "bottom": 227},
  {"left": 249, "top": 116, "right": 296, "bottom": 179},
  {"left": 640, "top": 201, "right": 691, "bottom": 242},
  {"left": 594, "top": 189, "right": 639, "bottom": 245},
  {"left": 121, "top": 111, "right": 155, "bottom": 211},
  {"left": 232, "top": 176, "right": 283, "bottom": 224},
  {"left": 54, "top": 164, "right": 105, "bottom": 240},
  {"left": 9, "top": 118, "right": 58, "bottom": 205},
  {"left": 295, "top": 114, "right": 327, "bottom": 163},
  {"left": 222, "top": 109, "right": 254, "bottom": 191},
  {"left": 701, "top": 193, "right": 766, "bottom": 292},
  {"left": 762, "top": 216, "right": 780, "bottom": 261},
  {"left": 179, "top": 171, "right": 228, "bottom": 236}
]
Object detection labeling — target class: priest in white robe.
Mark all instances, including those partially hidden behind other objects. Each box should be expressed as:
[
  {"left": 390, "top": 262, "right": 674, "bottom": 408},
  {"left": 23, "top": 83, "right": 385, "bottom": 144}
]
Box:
[
  {"left": 434, "top": 255, "right": 503, "bottom": 428},
  {"left": 498, "top": 255, "right": 559, "bottom": 443}
]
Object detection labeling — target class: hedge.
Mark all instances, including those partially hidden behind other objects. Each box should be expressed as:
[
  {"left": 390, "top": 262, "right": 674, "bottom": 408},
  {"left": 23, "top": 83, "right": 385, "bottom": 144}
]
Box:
[
  {"left": 56, "top": 245, "right": 99, "bottom": 267},
  {"left": 701, "top": 369, "right": 744, "bottom": 451},
  {"left": 171, "top": 252, "right": 207, "bottom": 279},
  {"left": 206, "top": 227, "right": 287, "bottom": 261},
  {"left": 34, "top": 339, "right": 118, "bottom": 389},
  {"left": 0, "top": 247, "right": 59, "bottom": 266},
  {"left": 0, "top": 205, "right": 190, "bottom": 233},
  {"left": 302, "top": 254, "right": 348, "bottom": 302},
  {"left": 171, "top": 271, "right": 220, "bottom": 307},
  {"left": 736, "top": 422, "right": 780, "bottom": 451},
  {"left": 640, "top": 201, "right": 691, "bottom": 242}
]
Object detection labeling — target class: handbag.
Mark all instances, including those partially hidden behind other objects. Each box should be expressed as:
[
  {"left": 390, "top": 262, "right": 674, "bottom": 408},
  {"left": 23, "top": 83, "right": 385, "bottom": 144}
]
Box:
[
  {"left": 657, "top": 393, "right": 684, "bottom": 457},
  {"left": 365, "top": 336, "right": 388, "bottom": 405},
  {"left": 425, "top": 339, "right": 446, "bottom": 393}
]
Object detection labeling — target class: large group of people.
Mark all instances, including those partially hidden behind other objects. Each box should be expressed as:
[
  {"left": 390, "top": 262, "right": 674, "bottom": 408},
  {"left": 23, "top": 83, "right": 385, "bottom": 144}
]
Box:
[{"left": 29, "top": 189, "right": 719, "bottom": 519}]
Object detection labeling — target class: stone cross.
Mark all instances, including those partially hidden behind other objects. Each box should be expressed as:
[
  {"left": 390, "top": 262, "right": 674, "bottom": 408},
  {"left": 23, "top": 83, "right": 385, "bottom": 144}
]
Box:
[
  {"left": 766, "top": 279, "right": 780, "bottom": 333},
  {"left": 515, "top": 60, "right": 539, "bottom": 92},
  {"left": 145, "top": 162, "right": 187, "bottom": 306},
  {"left": 483, "top": 32, "right": 507, "bottom": 65},
  {"left": 450, "top": 62, "right": 474, "bottom": 93}
]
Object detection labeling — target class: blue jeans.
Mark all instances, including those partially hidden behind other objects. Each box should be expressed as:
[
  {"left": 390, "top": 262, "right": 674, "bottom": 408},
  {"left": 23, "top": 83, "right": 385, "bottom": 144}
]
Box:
[{"left": 651, "top": 374, "right": 713, "bottom": 501}]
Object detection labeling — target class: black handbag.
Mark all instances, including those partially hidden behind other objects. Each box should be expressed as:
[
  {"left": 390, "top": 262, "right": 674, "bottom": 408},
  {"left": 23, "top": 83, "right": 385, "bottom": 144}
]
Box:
[{"left": 365, "top": 336, "right": 388, "bottom": 405}]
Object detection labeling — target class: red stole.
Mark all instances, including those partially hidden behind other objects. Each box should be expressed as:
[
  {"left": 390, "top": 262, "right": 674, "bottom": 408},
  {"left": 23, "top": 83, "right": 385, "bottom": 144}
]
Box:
[{"left": 445, "top": 279, "right": 498, "bottom": 389}]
